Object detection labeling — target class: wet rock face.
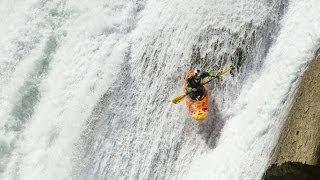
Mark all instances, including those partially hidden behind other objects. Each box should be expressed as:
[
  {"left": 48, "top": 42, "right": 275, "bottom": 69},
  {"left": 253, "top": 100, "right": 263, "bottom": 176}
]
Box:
[
  {"left": 270, "top": 49, "right": 320, "bottom": 166},
  {"left": 263, "top": 162, "right": 320, "bottom": 180},
  {"left": 265, "top": 50, "right": 320, "bottom": 179}
]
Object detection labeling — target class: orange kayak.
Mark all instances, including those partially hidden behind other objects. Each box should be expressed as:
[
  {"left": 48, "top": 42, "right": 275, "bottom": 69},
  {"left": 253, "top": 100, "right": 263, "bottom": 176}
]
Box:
[{"left": 184, "top": 70, "right": 209, "bottom": 122}]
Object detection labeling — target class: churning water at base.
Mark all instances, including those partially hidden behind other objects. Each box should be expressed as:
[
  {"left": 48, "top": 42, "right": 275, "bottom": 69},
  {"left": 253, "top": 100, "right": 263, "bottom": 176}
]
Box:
[{"left": 0, "top": 0, "right": 319, "bottom": 179}]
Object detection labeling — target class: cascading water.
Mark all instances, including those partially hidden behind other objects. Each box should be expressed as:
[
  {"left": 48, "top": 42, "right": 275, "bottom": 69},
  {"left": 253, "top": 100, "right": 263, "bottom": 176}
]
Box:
[
  {"left": 188, "top": 0, "right": 320, "bottom": 179},
  {"left": 71, "top": 1, "right": 288, "bottom": 179},
  {"left": 0, "top": 0, "right": 319, "bottom": 180}
]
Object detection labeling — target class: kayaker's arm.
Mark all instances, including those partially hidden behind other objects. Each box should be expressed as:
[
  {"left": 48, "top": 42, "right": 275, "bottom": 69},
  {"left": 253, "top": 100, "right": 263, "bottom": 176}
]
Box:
[
  {"left": 200, "top": 70, "right": 214, "bottom": 79},
  {"left": 187, "top": 76, "right": 193, "bottom": 85},
  {"left": 187, "top": 76, "right": 198, "bottom": 87}
]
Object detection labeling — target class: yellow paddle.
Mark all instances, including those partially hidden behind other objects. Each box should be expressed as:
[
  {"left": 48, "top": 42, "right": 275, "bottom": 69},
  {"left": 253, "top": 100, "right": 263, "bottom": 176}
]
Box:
[{"left": 171, "top": 66, "right": 234, "bottom": 104}]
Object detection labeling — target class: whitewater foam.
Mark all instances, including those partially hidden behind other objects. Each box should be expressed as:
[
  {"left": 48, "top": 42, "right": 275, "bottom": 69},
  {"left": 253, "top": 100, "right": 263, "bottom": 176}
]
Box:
[
  {"left": 188, "top": 0, "right": 320, "bottom": 179},
  {"left": 1, "top": 0, "right": 139, "bottom": 179}
]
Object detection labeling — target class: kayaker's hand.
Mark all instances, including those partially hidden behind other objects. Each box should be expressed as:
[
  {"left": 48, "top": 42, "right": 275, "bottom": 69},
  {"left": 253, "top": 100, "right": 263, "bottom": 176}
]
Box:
[
  {"left": 207, "top": 70, "right": 214, "bottom": 77},
  {"left": 186, "top": 87, "right": 193, "bottom": 93}
]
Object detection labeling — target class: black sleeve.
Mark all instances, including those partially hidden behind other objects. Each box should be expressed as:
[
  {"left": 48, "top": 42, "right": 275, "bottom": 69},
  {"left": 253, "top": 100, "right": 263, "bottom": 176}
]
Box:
[
  {"left": 200, "top": 72, "right": 210, "bottom": 79},
  {"left": 187, "top": 76, "right": 197, "bottom": 87}
]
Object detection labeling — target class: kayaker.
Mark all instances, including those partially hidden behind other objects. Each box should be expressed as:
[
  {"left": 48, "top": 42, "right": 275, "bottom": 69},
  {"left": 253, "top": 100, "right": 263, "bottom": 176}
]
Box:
[{"left": 186, "top": 69, "right": 214, "bottom": 101}]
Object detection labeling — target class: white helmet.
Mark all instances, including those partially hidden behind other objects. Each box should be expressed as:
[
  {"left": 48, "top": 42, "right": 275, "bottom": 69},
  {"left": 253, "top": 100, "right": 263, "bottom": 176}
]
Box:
[{"left": 194, "top": 69, "right": 201, "bottom": 78}]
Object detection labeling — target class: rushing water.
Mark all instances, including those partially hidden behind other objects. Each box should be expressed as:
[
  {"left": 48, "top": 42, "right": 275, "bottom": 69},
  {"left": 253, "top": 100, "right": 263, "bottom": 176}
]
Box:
[{"left": 0, "top": 0, "right": 319, "bottom": 179}]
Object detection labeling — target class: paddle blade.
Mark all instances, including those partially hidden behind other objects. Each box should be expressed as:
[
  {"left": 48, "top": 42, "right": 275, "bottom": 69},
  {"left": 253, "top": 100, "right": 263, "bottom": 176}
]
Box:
[
  {"left": 217, "top": 66, "right": 234, "bottom": 77},
  {"left": 172, "top": 94, "right": 187, "bottom": 104}
]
